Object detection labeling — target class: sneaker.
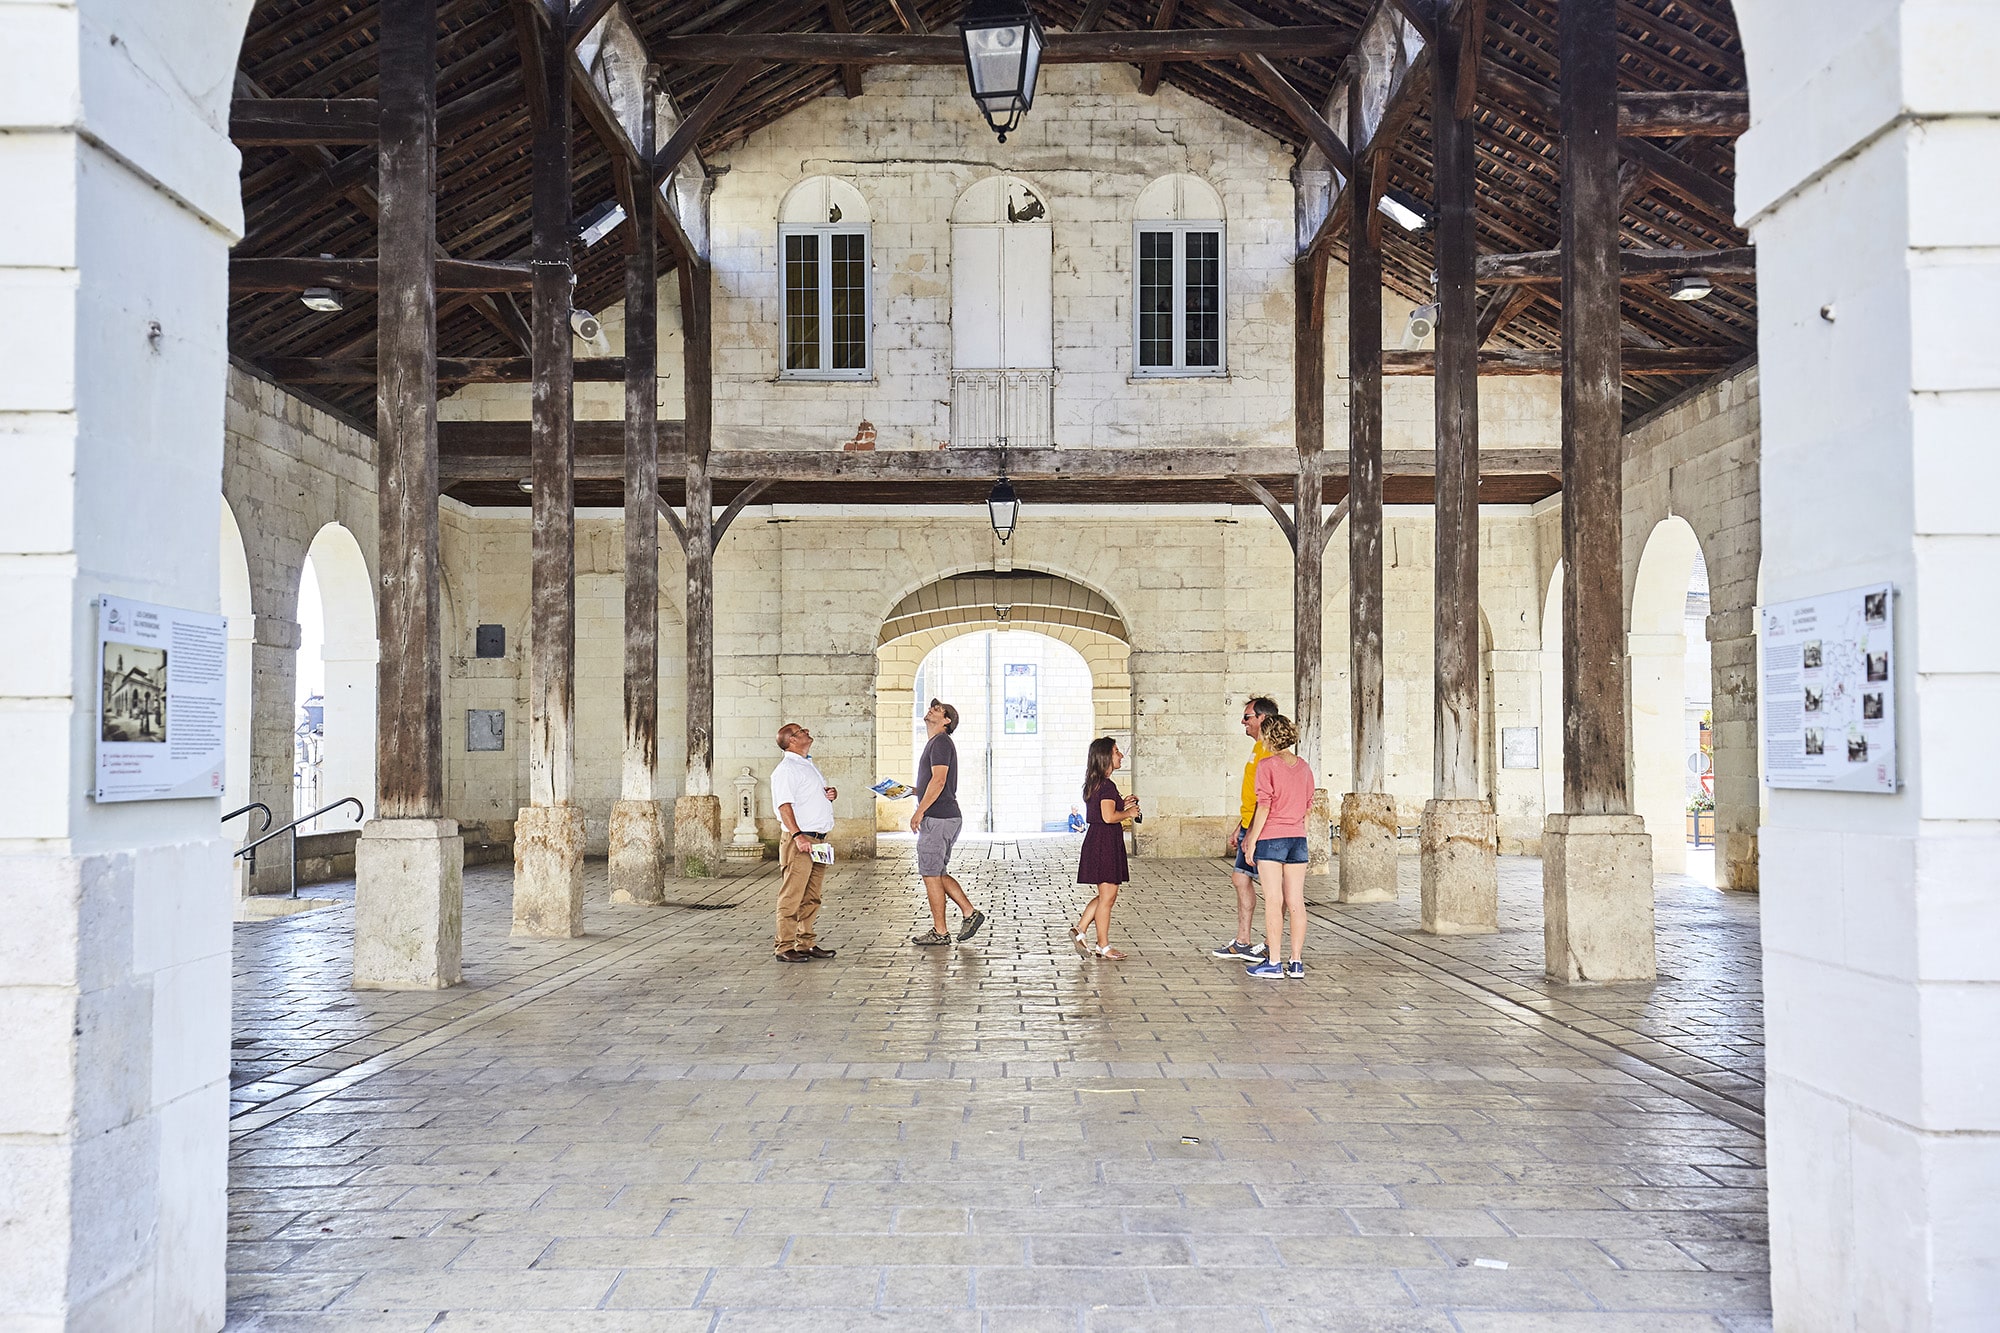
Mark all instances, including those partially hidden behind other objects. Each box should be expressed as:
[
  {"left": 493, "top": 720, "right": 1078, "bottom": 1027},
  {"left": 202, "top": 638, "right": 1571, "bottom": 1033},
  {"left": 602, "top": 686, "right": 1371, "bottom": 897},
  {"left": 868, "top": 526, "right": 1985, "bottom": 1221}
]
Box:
[
  {"left": 911, "top": 928, "right": 952, "bottom": 946},
  {"left": 1245, "top": 961, "right": 1284, "bottom": 978},
  {"left": 1211, "top": 939, "right": 1268, "bottom": 960},
  {"left": 1284, "top": 960, "right": 1305, "bottom": 980},
  {"left": 957, "top": 909, "right": 987, "bottom": 942}
]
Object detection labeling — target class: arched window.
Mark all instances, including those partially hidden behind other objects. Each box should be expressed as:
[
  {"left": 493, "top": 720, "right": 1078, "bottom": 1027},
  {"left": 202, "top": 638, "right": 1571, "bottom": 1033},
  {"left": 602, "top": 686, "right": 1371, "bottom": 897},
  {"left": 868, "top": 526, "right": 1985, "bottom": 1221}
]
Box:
[
  {"left": 778, "top": 176, "right": 872, "bottom": 379},
  {"left": 1133, "top": 174, "right": 1226, "bottom": 377}
]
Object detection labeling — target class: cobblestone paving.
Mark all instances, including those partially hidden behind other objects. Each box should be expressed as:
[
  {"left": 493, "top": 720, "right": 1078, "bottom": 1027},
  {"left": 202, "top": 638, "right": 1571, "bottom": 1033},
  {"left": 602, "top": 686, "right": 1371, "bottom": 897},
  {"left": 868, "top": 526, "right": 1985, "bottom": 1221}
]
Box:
[{"left": 226, "top": 839, "right": 1771, "bottom": 1331}]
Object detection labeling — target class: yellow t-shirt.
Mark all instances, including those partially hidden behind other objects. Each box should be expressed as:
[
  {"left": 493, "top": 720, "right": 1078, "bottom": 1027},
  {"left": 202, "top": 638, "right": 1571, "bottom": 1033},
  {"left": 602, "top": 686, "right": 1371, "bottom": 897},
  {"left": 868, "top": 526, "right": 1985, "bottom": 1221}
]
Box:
[{"left": 1239, "top": 737, "right": 1275, "bottom": 829}]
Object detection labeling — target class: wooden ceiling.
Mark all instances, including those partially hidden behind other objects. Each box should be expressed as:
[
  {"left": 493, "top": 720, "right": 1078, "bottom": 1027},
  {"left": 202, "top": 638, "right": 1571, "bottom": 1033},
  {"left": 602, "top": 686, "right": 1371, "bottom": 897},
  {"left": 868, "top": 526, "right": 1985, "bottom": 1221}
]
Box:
[{"left": 232, "top": 0, "right": 1750, "bottom": 453}]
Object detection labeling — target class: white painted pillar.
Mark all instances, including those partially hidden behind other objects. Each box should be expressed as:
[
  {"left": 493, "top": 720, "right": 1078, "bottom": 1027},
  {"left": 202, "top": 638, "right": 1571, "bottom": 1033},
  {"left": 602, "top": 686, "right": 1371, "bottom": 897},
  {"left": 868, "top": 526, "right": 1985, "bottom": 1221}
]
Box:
[
  {"left": 0, "top": 1, "right": 244, "bottom": 1325},
  {"left": 1738, "top": 1, "right": 2000, "bottom": 1326},
  {"left": 1628, "top": 629, "right": 1691, "bottom": 874}
]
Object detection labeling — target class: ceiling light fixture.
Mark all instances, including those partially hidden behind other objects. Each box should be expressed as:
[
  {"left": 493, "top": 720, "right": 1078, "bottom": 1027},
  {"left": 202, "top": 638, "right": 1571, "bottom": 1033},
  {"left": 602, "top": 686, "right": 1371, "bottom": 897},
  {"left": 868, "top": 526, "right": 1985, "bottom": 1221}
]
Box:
[
  {"left": 1401, "top": 302, "right": 1439, "bottom": 350},
  {"left": 959, "top": 0, "right": 1046, "bottom": 144},
  {"left": 1376, "top": 191, "right": 1430, "bottom": 232},
  {"left": 301, "top": 252, "right": 343, "bottom": 312},
  {"left": 576, "top": 200, "right": 627, "bottom": 247},
  {"left": 1667, "top": 274, "right": 1714, "bottom": 302}
]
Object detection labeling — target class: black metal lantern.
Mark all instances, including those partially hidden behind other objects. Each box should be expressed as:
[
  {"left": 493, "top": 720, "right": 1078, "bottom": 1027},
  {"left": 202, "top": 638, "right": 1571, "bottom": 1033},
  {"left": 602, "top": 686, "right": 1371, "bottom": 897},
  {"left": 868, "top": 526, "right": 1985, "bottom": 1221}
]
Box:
[
  {"left": 959, "top": 0, "right": 1046, "bottom": 143},
  {"left": 987, "top": 475, "right": 1020, "bottom": 543}
]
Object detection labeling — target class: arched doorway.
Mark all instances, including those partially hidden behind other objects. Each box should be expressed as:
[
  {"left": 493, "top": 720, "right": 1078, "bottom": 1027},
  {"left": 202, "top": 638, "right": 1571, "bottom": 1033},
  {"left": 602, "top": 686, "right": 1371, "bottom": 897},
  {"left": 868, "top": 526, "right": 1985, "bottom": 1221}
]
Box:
[
  {"left": 875, "top": 569, "right": 1132, "bottom": 840},
  {"left": 1629, "top": 516, "right": 1707, "bottom": 877},
  {"left": 300, "top": 523, "right": 377, "bottom": 827}
]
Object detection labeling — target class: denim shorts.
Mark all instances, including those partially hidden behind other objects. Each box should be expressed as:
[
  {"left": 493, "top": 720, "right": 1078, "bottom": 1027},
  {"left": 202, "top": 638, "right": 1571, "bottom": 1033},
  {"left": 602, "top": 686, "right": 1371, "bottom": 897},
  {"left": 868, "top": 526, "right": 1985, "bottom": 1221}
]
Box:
[
  {"left": 1233, "top": 824, "right": 1255, "bottom": 874},
  {"left": 1254, "top": 836, "right": 1309, "bottom": 865}
]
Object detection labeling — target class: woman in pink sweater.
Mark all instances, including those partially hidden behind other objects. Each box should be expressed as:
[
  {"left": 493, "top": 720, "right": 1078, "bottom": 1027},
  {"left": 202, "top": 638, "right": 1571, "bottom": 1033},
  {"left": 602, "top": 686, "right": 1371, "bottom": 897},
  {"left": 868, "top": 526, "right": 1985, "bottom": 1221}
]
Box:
[{"left": 1243, "top": 714, "right": 1313, "bottom": 979}]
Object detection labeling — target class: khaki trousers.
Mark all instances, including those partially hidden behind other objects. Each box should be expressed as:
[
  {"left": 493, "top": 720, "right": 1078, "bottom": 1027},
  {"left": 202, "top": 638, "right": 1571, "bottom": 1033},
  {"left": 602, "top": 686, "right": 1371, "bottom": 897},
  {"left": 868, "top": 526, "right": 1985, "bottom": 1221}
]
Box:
[{"left": 775, "top": 837, "right": 827, "bottom": 952}]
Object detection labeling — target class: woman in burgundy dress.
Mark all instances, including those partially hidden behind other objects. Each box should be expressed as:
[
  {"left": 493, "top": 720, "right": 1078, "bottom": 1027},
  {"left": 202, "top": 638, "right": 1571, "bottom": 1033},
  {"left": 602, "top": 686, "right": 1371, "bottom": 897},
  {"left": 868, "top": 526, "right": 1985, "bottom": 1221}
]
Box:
[{"left": 1073, "top": 736, "right": 1140, "bottom": 959}]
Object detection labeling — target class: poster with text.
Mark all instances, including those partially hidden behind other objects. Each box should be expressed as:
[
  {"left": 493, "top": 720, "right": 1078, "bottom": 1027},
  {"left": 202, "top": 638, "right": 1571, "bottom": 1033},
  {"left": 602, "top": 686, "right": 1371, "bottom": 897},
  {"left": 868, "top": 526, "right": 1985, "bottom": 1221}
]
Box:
[
  {"left": 1762, "top": 582, "right": 1895, "bottom": 792},
  {"left": 1003, "top": 662, "right": 1038, "bottom": 734},
  {"left": 95, "top": 595, "right": 228, "bottom": 802}
]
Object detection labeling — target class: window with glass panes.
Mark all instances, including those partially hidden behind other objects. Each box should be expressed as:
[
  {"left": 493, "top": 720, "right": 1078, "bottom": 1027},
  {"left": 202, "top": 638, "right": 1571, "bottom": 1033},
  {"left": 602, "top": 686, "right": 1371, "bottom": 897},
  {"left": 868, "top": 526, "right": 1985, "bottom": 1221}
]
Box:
[
  {"left": 780, "top": 226, "right": 871, "bottom": 377},
  {"left": 1133, "top": 224, "right": 1224, "bottom": 376}
]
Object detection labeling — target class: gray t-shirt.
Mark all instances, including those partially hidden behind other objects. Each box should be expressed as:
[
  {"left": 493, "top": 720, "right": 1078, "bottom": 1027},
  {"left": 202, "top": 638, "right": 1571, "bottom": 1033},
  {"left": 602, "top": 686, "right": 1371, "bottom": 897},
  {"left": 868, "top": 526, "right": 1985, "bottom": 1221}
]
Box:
[{"left": 918, "top": 732, "right": 961, "bottom": 821}]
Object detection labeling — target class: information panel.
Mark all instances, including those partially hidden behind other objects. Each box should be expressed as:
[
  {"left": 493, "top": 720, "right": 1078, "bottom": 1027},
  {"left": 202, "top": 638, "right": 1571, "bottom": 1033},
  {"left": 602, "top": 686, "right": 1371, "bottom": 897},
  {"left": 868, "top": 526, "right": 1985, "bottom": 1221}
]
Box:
[
  {"left": 94, "top": 595, "right": 228, "bottom": 802},
  {"left": 1762, "top": 583, "right": 1896, "bottom": 793}
]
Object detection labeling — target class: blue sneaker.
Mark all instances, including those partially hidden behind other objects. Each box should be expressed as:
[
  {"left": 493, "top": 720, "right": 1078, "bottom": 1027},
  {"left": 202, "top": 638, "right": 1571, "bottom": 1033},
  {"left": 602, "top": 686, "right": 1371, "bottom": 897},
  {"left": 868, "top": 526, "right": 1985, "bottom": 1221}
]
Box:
[
  {"left": 1211, "top": 939, "right": 1268, "bottom": 960},
  {"left": 1245, "top": 961, "right": 1284, "bottom": 978},
  {"left": 1284, "top": 960, "right": 1305, "bottom": 980}
]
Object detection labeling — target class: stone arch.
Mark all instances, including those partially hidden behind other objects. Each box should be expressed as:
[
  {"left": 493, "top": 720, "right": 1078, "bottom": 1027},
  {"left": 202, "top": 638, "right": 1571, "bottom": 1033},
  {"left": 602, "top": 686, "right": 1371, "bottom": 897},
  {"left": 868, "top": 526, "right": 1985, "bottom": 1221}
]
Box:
[
  {"left": 1134, "top": 172, "right": 1225, "bottom": 222},
  {"left": 1629, "top": 515, "right": 1706, "bottom": 874},
  {"left": 303, "top": 522, "right": 378, "bottom": 822}
]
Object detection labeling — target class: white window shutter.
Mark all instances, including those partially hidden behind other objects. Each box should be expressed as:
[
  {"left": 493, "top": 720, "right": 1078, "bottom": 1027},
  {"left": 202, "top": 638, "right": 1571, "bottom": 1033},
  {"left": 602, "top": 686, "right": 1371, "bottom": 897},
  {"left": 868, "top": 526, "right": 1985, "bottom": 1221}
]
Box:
[{"left": 1001, "top": 224, "right": 1053, "bottom": 369}]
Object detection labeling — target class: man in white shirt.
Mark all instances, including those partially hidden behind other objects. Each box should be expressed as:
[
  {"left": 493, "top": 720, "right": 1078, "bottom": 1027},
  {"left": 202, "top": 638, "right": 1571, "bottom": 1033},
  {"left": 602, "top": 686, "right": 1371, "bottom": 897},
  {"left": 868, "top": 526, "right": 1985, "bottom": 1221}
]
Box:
[{"left": 770, "top": 721, "right": 839, "bottom": 962}]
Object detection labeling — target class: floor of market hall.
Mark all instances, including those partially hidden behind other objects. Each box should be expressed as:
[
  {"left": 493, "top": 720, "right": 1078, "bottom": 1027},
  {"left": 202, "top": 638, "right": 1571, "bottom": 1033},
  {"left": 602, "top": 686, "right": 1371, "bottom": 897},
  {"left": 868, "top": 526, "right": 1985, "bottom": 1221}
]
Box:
[{"left": 226, "top": 836, "right": 1770, "bottom": 1332}]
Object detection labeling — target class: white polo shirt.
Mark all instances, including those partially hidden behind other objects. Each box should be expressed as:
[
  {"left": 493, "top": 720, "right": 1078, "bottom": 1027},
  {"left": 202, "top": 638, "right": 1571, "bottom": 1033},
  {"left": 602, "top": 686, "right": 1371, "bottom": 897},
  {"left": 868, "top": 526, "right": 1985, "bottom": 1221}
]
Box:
[{"left": 770, "top": 750, "right": 835, "bottom": 835}]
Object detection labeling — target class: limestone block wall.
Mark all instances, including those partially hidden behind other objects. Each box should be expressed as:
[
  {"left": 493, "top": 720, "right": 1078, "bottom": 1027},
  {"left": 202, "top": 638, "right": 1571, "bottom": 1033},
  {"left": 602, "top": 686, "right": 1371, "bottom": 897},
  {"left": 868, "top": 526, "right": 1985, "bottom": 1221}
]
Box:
[
  {"left": 221, "top": 367, "right": 378, "bottom": 889},
  {"left": 1621, "top": 365, "right": 1762, "bottom": 889}
]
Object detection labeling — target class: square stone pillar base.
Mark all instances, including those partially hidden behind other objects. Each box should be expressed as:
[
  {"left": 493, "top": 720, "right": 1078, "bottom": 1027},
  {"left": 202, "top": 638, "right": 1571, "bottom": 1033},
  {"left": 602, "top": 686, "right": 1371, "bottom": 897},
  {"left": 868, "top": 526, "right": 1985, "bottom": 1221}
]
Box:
[
  {"left": 354, "top": 818, "right": 463, "bottom": 990},
  {"left": 1306, "top": 787, "right": 1334, "bottom": 877},
  {"left": 1543, "top": 813, "right": 1656, "bottom": 982},
  {"left": 1420, "top": 798, "right": 1498, "bottom": 935},
  {"left": 513, "top": 804, "right": 586, "bottom": 937},
  {"left": 674, "top": 794, "right": 723, "bottom": 878},
  {"left": 1338, "top": 792, "right": 1400, "bottom": 903},
  {"left": 608, "top": 799, "right": 669, "bottom": 906}
]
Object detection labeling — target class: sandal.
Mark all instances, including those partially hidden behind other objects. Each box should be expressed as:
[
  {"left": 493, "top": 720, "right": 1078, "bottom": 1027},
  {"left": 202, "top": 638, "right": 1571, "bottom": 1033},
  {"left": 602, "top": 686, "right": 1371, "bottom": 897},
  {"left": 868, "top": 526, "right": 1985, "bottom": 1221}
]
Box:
[{"left": 1095, "top": 945, "right": 1127, "bottom": 961}]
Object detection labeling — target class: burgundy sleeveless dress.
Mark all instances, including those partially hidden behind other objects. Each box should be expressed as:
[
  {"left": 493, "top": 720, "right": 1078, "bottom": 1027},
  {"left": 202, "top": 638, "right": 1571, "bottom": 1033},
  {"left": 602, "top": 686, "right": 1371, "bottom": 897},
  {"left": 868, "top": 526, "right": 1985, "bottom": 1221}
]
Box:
[{"left": 1076, "top": 780, "right": 1130, "bottom": 885}]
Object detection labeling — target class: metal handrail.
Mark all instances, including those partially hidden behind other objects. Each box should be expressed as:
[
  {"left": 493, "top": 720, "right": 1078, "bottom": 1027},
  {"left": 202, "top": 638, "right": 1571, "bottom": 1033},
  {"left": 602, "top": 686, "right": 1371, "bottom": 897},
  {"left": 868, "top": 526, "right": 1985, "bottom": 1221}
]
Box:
[
  {"left": 223, "top": 801, "right": 273, "bottom": 834},
  {"left": 235, "top": 796, "right": 365, "bottom": 898}
]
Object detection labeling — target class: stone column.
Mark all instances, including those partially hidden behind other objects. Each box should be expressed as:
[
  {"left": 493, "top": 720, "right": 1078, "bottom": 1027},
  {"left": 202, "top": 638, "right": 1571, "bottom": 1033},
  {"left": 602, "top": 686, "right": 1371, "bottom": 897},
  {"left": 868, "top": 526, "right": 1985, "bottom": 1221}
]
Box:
[
  {"left": 1543, "top": 0, "right": 1653, "bottom": 982},
  {"left": 512, "top": 17, "right": 585, "bottom": 933},
  {"left": 1419, "top": 7, "right": 1498, "bottom": 934},
  {"left": 248, "top": 615, "right": 300, "bottom": 894},
  {"left": 358, "top": 0, "right": 463, "bottom": 988},
  {"left": 1707, "top": 608, "right": 1759, "bottom": 890},
  {"left": 875, "top": 685, "right": 913, "bottom": 833}
]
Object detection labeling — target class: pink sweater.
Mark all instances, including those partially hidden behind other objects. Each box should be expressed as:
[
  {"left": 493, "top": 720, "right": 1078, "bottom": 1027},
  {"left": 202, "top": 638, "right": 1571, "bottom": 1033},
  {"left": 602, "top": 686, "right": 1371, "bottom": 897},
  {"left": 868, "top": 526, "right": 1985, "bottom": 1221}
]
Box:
[{"left": 1253, "top": 754, "right": 1315, "bottom": 839}]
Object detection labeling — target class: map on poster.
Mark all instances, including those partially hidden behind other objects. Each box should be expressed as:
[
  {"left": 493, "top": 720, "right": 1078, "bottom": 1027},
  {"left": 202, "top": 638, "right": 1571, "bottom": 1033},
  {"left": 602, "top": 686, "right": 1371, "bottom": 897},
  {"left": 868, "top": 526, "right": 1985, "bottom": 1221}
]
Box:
[
  {"left": 94, "top": 595, "right": 228, "bottom": 802},
  {"left": 1762, "top": 582, "right": 1895, "bottom": 793}
]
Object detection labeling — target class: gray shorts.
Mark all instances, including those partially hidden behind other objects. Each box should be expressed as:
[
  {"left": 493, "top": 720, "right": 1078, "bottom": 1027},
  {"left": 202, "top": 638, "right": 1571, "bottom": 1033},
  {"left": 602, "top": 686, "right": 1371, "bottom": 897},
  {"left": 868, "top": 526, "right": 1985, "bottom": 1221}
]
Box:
[{"left": 916, "top": 816, "right": 963, "bottom": 877}]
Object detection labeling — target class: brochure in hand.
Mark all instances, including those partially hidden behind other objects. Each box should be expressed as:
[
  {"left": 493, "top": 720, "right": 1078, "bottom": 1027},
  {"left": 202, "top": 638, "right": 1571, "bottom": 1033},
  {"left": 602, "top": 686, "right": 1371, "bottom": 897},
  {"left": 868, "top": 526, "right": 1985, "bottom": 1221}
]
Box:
[{"left": 871, "top": 778, "right": 915, "bottom": 800}]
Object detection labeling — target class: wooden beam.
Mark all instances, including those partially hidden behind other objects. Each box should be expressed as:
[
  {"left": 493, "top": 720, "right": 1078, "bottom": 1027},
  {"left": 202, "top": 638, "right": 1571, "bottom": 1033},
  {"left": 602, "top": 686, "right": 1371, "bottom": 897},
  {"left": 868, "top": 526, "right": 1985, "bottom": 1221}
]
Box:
[
  {"left": 679, "top": 257, "right": 719, "bottom": 868},
  {"left": 1559, "top": 0, "right": 1629, "bottom": 816},
  {"left": 653, "top": 62, "right": 753, "bottom": 187},
  {"left": 619, "top": 75, "right": 663, "bottom": 833},
  {"left": 1475, "top": 285, "right": 1538, "bottom": 344},
  {"left": 1139, "top": 0, "right": 1182, "bottom": 97},
  {"left": 1382, "top": 348, "right": 1741, "bottom": 375},
  {"left": 1071, "top": 0, "right": 1112, "bottom": 34},
  {"left": 1476, "top": 246, "right": 1756, "bottom": 285},
  {"left": 1319, "top": 495, "right": 1351, "bottom": 555},
  {"left": 230, "top": 256, "right": 534, "bottom": 292},
  {"left": 649, "top": 29, "right": 1350, "bottom": 65},
  {"left": 374, "top": 0, "right": 444, "bottom": 823},
  {"left": 1240, "top": 54, "right": 1352, "bottom": 176},
  {"left": 231, "top": 98, "right": 379, "bottom": 145},
  {"left": 655, "top": 494, "right": 688, "bottom": 552},
  {"left": 1233, "top": 476, "right": 1297, "bottom": 552},
  {"left": 1348, "top": 75, "right": 1386, "bottom": 802},
  {"left": 823, "top": 0, "right": 866, "bottom": 98},
  {"left": 1618, "top": 90, "right": 1749, "bottom": 137},
  {"left": 567, "top": 0, "right": 619, "bottom": 50},
  {"left": 1294, "top": 249, "right": 1329, "bottom": 777},
  {"left": 713, "top": 479, "right": 773, "bottom": 544},
  {"left": 510, "top": 0, "right": 552, "bottom": 126},
  {"left": 885, "top": 0, "right": 929, "bottom": 35},
  {"left": 256, "top": 357, "right": 626, "bottom": 384},
  {"left": 1300, "top": 0, "right": 1435, "bottom": 259},
  {"left": 1384, "top": 0, "right": 1437, "bottom": 44},
  {"left": 1617, "top": 135, "right": 1736, "bottom": 219}
]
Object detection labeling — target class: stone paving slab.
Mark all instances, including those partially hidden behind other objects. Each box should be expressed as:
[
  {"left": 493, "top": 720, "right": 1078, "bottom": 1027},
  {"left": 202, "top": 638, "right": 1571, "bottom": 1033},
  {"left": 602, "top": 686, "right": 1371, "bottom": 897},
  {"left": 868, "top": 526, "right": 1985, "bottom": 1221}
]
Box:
[{"left": 226, "top": 839, "right": 1771, "bottom": 1330}]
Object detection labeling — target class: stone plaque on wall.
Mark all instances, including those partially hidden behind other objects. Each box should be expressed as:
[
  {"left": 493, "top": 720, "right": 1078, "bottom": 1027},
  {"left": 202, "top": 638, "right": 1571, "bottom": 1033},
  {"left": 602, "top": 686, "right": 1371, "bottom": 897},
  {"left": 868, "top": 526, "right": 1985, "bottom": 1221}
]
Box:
[
  {"left": 467, "top": 709, "right": 505, "bottom": 752},
  {"left": 1501, "top": 726, "right": 1539, "bottom": 770}
]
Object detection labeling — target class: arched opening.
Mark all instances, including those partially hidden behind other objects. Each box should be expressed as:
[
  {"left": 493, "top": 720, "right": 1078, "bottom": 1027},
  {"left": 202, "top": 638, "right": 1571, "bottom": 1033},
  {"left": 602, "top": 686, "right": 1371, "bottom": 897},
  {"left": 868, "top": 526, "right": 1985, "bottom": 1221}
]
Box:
[
  {"left": 875, "top": 568, "right": 1132, "bottom": 843},
  {"left": 220, "top": 500, "right": 255, "bottom": 819},
  {"left": 1629, "top": 516, "right": 1708, "bottom": 878},
  {"left": 299, "top": 523, "right": 377, "bottom": 828}
]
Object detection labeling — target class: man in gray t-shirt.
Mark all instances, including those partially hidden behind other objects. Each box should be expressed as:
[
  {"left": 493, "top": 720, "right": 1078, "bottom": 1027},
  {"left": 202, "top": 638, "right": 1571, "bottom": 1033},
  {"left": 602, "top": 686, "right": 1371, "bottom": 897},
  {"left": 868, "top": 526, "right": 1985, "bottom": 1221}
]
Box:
[{"left": 909, "top": 698, "right": 986, "bottom": 946}]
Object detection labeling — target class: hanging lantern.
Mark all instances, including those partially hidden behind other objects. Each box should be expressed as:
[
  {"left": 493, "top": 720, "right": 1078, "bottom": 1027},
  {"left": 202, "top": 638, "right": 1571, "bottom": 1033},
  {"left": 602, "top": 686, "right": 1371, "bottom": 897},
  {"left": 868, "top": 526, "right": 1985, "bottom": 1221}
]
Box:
[
  {"left": 987, "top": 476, "right": 1020, "bottom": 543},
  {"left": 959, "top": 0, "right": 1046, "bottom": 144}
]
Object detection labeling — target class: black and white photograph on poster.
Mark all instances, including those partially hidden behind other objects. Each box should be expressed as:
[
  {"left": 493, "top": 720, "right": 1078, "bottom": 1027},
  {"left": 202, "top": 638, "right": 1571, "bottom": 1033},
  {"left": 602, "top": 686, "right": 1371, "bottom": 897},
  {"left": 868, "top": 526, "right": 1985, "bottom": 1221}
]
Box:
[
  {"left": 101, "top": 643, "right": 168, "bottom": 742},
  {"left": 1762, "top": 582, "right": 1896, "bottom": 792},
  {"left": 95, "top": 595, "right": 229, "bottom": 802}
]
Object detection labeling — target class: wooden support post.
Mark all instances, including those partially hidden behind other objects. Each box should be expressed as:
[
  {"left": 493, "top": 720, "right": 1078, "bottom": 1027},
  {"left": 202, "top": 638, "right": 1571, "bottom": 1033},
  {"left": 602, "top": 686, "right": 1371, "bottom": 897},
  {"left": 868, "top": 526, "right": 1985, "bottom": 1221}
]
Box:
[
  {"left": 1420, "top": 0, "right": 1498, "bottom": 935},
  {"left": 1545, "top": 0, "right": 1655, "bottom": 982},
  {"left": 1293, "top": 252, "right": 1333, "bottom": 877},
  {"left": 609, "top": 74, "right": 668, "bottom": 907},
  {"left": 355, "top": 0, "right": 461, "bottom": 990},
  {"left": 1340, "top": 78, "right": 1397, "bottom": 905},
  {"left": 513, "top": 16, "right": 586, "bottom": 937},
  {"left": 674, "top": 259, "right": 723, "bottom": 878}
]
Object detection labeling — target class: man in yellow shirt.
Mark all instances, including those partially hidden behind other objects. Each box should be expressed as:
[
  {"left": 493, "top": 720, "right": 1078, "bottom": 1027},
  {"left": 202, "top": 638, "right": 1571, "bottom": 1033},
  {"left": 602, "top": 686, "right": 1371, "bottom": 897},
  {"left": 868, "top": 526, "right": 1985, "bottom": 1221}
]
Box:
[{"left": 1213, "top": 695, "right": 1281, "bottom": 961}]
